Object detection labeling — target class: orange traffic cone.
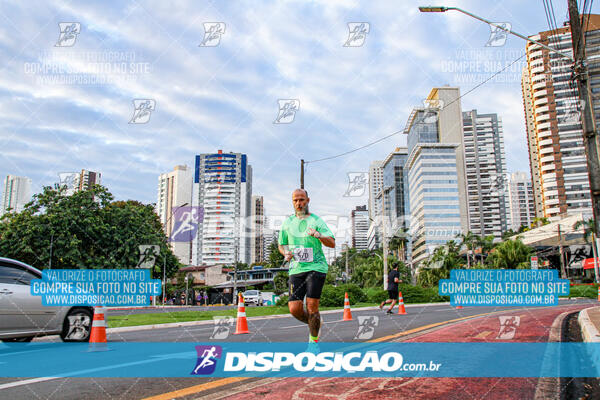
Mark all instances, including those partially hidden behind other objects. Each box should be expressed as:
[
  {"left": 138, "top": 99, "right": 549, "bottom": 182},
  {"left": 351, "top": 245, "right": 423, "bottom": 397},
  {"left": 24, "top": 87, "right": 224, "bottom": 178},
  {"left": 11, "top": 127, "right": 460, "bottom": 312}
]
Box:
[
  {"left": 397, "top": 292, "right": 407, "bottom": 315},
  {"left": 234, "top": 293, "right": 250, "bottom": 334},
  {"left": 343, "top": 292, "right": 353, "bottom": 321},
  {"left": 88, "top": 306, "right": 108, "bottom": 351}
]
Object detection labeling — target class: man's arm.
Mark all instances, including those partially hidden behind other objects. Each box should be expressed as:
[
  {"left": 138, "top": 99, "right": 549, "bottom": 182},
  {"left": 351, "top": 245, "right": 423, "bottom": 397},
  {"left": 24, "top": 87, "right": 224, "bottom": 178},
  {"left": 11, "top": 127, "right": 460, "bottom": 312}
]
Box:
[
  {"left": 307, "top": 228, "right": 335, "bottom": 248},
  {"left": 278, "top": 245, "right": 292, "bottom": 261}
]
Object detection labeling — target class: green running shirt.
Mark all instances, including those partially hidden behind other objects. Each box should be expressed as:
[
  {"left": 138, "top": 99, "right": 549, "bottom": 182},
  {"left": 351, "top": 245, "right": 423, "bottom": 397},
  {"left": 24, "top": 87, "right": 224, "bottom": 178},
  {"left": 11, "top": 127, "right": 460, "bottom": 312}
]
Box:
[{"left": 278, "top": 214, "right": 334, "bottom": 275}]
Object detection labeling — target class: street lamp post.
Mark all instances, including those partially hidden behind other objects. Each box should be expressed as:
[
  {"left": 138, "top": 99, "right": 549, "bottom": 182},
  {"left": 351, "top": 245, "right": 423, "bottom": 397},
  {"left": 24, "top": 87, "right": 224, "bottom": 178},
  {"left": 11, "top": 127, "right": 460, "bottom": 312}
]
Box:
[
  {"left": 184, "top": 275, "right": 189, "bottom": 306},
  {"left": 420, "top": 3, "right": 600, "bottom": 282},
  {"left": 162, "top": 202, "right": 189, "bottom": 307}
]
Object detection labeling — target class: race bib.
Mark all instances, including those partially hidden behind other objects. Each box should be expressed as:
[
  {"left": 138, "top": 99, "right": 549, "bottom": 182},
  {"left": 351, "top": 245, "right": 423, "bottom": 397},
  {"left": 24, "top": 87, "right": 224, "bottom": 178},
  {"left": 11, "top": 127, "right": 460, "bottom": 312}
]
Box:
[{"left": 293, "top": 247, "right": 314, "bottom": 263}]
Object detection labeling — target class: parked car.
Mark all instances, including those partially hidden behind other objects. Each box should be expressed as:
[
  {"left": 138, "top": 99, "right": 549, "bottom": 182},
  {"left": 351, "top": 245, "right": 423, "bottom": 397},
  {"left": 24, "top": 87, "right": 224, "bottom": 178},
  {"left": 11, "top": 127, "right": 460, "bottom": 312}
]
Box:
[
  {"left": 0, "top": 257, "right": 94, "bottom": 342},
  {"left": 242, "top": 290, "right": 264, "bottom": 306}
]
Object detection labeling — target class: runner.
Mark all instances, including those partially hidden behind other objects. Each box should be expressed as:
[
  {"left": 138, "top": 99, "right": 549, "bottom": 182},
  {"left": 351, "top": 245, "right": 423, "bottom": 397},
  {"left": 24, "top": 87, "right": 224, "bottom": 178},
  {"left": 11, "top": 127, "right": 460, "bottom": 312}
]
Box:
[
  {"left": 379, "top": 262, "right": 401, "bottom": 314},
  {"left": 278, "top": 189, "right": 335, "bottom": 343}
]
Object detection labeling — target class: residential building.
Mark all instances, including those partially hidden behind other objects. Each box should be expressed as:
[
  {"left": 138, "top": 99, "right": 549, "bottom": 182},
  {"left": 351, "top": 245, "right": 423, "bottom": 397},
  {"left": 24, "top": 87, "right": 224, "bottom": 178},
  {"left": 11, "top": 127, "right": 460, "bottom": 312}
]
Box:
[
  {"left": 351, "top": 205, "right": 369, "bottom": 250},
  {"left": 462, "top": 110, "right": 508, "bottom": 239},
  {"left": 367, "top": 160, "right": 384, "bottom": 249},
  {"left": 521, "top": 14, "right": 600, "bottom": 220},
  {"left": 367, "top": 223, "right": 380, "bottom": 250},
  {"left": 507, "top": 171, "right": 537, "bottom": 231},
  {"left": 251, "top": 195, "right": 265, "bottom": 264},
  {"left": 263, "top": 228, "right": 279, "bottom": 261},
  {"left": 1, "top": 175, "right": 31, "bottom": 216},
  {"left": 57, "top": 169, "right": 101, "bottom": 195},
  {"left": 404, "top": 87, "right": 466, "bottom": 267},
  {"left": 191, "top": 150, "right": 252, "bottom": 265},
  {"left": 156, "top": 165, "right": 193, "bottom": 265}
]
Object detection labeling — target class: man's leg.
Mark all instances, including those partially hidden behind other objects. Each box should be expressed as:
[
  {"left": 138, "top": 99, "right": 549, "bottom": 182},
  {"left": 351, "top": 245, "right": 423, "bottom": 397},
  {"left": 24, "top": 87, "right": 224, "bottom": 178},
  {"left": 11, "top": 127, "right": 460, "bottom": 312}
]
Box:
[
  {"left": 388, "top": 299, "right": 397, "bottom": 312},
  {"left": 288, "top": 300, "right": 308, "bottom": 323},
  {"left": 306, "top": 298, "right": 320, "bottom": 337}
]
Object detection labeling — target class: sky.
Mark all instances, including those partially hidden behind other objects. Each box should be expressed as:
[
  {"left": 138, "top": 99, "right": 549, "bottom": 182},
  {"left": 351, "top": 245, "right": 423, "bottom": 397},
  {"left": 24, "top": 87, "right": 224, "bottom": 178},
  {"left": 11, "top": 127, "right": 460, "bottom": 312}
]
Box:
[{"left": 1, "top": 0, "right": 598, "bottom": 248}]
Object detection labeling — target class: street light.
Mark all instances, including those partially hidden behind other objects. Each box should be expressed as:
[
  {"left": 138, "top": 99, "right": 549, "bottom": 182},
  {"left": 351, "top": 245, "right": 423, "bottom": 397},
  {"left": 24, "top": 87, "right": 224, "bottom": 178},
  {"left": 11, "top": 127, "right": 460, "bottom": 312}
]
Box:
[
  {"left": 420, "top": 3, "right": 600, "bottom": 282},
  {"left": 184, "top": 275, "right": 189, "bottom": 306},
  {"left": 162, "top": 202, "right": 189, "bottom": 307}
]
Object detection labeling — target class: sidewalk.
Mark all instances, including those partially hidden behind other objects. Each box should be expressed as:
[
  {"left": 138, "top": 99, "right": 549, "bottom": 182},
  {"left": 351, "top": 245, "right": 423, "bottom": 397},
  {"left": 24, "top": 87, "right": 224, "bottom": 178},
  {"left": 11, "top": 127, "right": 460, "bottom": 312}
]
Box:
[{"left": 578, "top": 305, "right": 600, "bottom": 343}]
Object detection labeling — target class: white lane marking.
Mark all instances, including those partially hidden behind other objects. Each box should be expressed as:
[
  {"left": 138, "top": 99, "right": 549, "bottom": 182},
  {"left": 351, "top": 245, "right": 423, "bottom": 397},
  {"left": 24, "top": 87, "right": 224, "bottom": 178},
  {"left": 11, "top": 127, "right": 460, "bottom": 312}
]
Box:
[{"left": 0, "top": 377, "right": 58, "bottom": 390}]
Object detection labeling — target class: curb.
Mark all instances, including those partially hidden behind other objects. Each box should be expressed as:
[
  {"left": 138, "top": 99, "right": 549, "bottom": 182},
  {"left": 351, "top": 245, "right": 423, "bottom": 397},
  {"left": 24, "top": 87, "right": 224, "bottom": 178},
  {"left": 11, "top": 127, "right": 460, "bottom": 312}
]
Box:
[
  {"left": 578, "top": 306, "right": 600, "bottom": 343},
  {"left": 107, "top": 302, "right": 451, "bottom": 333}
]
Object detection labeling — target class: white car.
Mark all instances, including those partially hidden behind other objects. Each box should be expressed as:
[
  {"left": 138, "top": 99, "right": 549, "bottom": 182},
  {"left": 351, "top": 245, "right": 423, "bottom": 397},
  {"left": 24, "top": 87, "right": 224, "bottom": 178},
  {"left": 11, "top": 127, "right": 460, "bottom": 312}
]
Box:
[
  {"left": 243, "top": 290, "right": 264, "bottom": 306},
  {"left": 0, "top": 257, "right": 94, "bottom": 342}
]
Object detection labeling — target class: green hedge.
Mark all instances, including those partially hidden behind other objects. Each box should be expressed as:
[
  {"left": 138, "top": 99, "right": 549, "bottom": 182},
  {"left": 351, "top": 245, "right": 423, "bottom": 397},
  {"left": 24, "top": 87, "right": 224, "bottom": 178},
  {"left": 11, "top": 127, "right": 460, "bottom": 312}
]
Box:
[
  {"left": 568, "top": 284, "right": 599, "bottom": 298},
  {"left": 275, "top": 294, "right": 289, "bottom": 306},
  {"left": 320, "top": 284, "right": 366, "bottom": 307}
]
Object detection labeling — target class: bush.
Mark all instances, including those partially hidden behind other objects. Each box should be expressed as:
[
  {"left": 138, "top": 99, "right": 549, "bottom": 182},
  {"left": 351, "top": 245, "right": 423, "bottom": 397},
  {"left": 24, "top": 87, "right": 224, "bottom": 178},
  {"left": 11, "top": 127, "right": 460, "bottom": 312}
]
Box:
[
  {"left": 365, "top": 287, "right": 388, "bottom": 304},
  {"left": 275, "top": 294, "right": 289, "bottom": 306},
  {"left": 319, "top": 284, "right": 365, "bottom": 307},
  {"left": 568, "top": 284, "right": 599, "bottom": 298}
]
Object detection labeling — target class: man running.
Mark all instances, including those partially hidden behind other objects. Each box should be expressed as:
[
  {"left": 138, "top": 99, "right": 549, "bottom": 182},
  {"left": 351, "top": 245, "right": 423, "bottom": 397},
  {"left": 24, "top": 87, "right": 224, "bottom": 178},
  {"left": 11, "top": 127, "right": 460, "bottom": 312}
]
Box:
[
  {"left": 380, "top": 262, "right": 401, "bottom": 314},
  {"left": 279, "top": 189, "right": 335, "bottom": 343}
]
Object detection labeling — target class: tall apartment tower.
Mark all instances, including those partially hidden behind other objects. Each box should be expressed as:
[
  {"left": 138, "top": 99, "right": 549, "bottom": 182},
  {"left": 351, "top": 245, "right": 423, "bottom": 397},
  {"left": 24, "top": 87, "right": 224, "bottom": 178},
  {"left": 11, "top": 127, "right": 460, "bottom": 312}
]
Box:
[
  {"left": 462, "top": 110, "right": 508, "bottom": 239},
  {"left": 367, "top": 160, "right": 384, "bottom": 249},
  {"left": 77, "top": 170, "right": 101, "bottom": 191},
  {"left": 521, "top": 14, "right": 600, "bottom": 220},
  {"left": 1, "top": 175, "right": 32, "bottom": 216},
  {"left": 192, "top": 150, "right": 252, "bottom": 265},
  {"left": 404, "top": 87, "right": 466, "bottom": 267},
  {"left": 381, "top": 147, "right": 410, "bottom": 237},
  {"left": 507, "top": 172, "right": 537, "bottom": 231},
  {"left": 351, "top": 205, "right": 369, "bottom": 250},
  {"left": 156, "top": 165, "right": 193, "bottom": 265},
  {"left": 251, "top": 195, "right": 265, "bottom": 264}
]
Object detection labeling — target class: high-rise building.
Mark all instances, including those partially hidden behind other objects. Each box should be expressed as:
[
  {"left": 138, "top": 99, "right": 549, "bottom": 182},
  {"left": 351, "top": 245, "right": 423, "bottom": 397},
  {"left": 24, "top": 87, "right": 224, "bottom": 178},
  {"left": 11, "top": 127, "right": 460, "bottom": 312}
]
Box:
[
  {"left": 251, "top": 195, "right": 265, "bottom": 264},
  {"left": 57, "top": 169, "right": 101, "bottom": 195},
  {"left": 381, "top": 147, "right": 410, "bottom": 236},
  {"left": 1, "top": 175, "right": 31, "bottom": 216},
  {"left": 351, "top": 205, "right": 369, "bottom": 250},
  {"left": 507, "top": 172, "right": 537, "bottom": 231},
  {"left": 191, "top": 150, "right": 252, "bottom": 265},
  {"left": 521, "top": 15, "right": 600, "bottom": 220},
  {"left": 263, "top": 228, "right": 279, "bottom": 262},
  {"left": 404, "top": 87, "right": 466, "bottom": 267},
  {"left": 156, "top": 165, "right": 193, "bottom": 265},
  {"left": 367, "top": 160, "right": 384, "bottom": 249},
  {"left": 462, "top": 110, "right": 508, "bottom": 239}
]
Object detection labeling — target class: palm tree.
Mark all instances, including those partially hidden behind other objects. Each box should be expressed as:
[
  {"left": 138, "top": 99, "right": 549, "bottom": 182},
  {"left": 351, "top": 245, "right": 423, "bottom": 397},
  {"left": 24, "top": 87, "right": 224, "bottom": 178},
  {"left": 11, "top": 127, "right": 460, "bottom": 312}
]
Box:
[
  {"left": 476, "top": 235, "right": 495, "bottom": 265},
  {"left": 531, "top": 217, "right": 550, "bottom": 229},
  {"left": 457, "top": 231, "right": 477, "bottom": 268},
  {"left": 487, "top": 238, "right": 532, "bottom": 269},
  {"left": 573, "top": 218, "right": 599, "bottom": 283}
]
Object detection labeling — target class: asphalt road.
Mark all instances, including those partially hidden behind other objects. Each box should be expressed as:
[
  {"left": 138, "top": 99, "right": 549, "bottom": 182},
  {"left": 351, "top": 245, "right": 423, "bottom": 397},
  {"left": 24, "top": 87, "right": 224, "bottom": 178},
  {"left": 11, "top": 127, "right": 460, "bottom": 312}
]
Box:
[{"left": 0, "top": 298, "right": 596, "bottom": 400}]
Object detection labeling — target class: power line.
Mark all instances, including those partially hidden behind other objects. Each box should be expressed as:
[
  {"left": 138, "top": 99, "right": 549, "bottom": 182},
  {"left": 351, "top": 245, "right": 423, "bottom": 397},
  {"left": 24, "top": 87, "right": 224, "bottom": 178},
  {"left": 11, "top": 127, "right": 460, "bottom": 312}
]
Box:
[{"left": 306, "top": 52, "right": 527, "bottom": 164}]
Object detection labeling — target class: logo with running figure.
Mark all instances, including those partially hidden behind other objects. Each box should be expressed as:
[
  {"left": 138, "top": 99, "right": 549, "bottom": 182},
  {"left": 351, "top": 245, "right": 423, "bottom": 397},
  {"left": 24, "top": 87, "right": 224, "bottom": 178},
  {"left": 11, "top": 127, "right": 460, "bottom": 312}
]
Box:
[
  {"left": 496, "top": 316, "right": 520, "bottom": 339},
  {"left": 55, "top": 23, "right": 81, "bottom": 47},
  {"left": 485, "top": 22, "right": 511, "bottom": 47},
  {"left": 129, "top": 99, "right": 156, "bottom": 124},
  {"left": 274, "top": 99, "right": 300, "bottom": 124},
  {"left": 210, "top": 316, "right": 234, "bottom": 339},
  {"left": 354, "top": 316, "right": 379, "bottom": 339},
  {"left": 191, "top": 345, "right": 222, "bottom": 375},
  {"left": 170, "top": 206, "right": 204, "bottom": 242},
  {"left": 344, "top": 22, "right": 370, "bottom": 47},
  {"left": 199, "top": 22, "right": 226, "bottom": 47},
  {"left": 344, "top": 172, "right": 369, "bottom": 197},
  {"left": 137, "top": 245, "right": 160, "bottom": 268}
]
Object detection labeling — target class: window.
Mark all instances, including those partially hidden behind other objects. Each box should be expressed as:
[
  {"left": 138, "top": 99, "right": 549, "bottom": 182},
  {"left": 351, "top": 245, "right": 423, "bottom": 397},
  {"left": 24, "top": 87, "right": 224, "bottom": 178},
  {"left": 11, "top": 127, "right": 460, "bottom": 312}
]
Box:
[{"left": 0, "top": 262, "right": 39, "bottom": 285}]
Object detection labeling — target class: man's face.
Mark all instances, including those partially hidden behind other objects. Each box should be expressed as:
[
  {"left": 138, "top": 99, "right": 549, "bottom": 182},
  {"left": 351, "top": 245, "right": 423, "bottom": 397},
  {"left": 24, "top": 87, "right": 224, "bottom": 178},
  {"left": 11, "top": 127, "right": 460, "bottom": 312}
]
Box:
[{"left": 292, "top": 190, "right": 309, "bottom": 213}]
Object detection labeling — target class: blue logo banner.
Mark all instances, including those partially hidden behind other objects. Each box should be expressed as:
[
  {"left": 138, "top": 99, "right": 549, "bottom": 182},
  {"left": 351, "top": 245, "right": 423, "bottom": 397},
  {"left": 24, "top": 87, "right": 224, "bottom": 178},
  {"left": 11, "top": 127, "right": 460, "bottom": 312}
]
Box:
[{"left": 0, "top": 342, "right": 598, "bottom": 378}]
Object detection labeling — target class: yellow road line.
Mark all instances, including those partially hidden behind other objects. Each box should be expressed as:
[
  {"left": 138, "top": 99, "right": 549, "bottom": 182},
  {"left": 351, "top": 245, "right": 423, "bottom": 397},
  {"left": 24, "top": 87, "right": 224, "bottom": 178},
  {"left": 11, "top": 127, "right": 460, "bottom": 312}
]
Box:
[{"left": 142, "top": 377, "right": 249, "bottom": 400}]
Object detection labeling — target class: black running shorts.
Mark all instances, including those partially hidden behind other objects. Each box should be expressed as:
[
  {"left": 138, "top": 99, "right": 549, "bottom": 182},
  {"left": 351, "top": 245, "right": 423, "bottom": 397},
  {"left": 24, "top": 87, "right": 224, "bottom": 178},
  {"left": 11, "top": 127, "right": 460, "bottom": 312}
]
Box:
[
  {"left": 289, "top": 271, "right": 327, "bottom": 301},
  {"left": 387, "top": 288, "right": 399, "bottom": 300}
]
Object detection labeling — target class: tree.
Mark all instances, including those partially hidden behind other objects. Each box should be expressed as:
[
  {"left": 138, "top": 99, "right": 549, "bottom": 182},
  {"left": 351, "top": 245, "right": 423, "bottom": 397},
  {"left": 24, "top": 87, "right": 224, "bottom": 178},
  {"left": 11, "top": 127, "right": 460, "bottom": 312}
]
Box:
[
  {"left": 267, "top": 241, "right": 284, "bottom": 268},
  {"left": 573, "top": 218, "right": 599, "bottom": 283},
  {"left": 0, "top": 185, "right": 180, "bottom": 278},
  {"left": 486, "top": 238, "right": 532, "bottom": 269},
  {"left": 476, "top": 234, "right": 495, "bottom": 265},
  {"left": 418, "top": 240, "right": 461, "bottom": 287},
  {"left": 457, "top": 231, "right": 477, "bottom": 268},
  {"left": 502, "top": 229, "right": 517, "bottom": 240},
  {"left": 273, "top": 271, "right": 289, "bottom": 294}
]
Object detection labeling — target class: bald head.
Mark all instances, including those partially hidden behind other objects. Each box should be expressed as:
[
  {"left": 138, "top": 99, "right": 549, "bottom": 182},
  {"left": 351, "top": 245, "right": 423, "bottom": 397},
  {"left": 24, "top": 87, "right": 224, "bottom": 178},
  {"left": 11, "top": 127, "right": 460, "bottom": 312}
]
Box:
[{"left": 292, "top": 188, "right": 310, "bottom": 215}]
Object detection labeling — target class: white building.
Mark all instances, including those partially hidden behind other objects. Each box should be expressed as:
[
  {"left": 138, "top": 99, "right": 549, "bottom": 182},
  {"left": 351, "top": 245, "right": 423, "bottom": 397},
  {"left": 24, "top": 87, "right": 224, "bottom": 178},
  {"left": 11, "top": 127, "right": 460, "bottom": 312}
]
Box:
[
  {"left": 507, "top": 172, "right": 537, "bottom": 231},
  {"left": 351, "top": 205, "right": 369, "bottom": 250},
  {"left": 57, "top": 169, "right": 101, "bottom": 195},
  {"left": 251, "top": 195, "right": 265, "bottom": 264},
  {"left": 367, "top": 160, "right": 384, "bottom": 249},
  {"left": 156, "top": 165, "right": 193, "bottom": 265},
  {"left": 1, "top": 175, "right": 31, "bottom": 216},
  {"left": 191, "top": 150, "right": 252, "bottom": 265},
  {"left": 462, "top": 110, "right": 508, "bottom": 239}
]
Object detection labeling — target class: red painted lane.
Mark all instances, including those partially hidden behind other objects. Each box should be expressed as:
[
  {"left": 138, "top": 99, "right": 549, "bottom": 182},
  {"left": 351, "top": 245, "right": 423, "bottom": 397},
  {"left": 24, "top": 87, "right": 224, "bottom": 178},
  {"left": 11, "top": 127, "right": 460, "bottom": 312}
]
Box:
[{"left": 219, "top": 304, "right": 592, "bottom": 400}]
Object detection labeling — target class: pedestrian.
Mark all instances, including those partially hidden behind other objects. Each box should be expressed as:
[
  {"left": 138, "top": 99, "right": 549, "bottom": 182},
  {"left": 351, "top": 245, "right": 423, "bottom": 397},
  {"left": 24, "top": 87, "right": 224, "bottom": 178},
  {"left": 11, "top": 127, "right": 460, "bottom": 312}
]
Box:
[
  {"left": 203, "top": 291, "right": 209, "bottom": 306},
  {"left": 380, "top": 262, "right": 402, "bottom": 314},
  {"left": 278, "top": 188, "right": 335, "bottom": 344}
]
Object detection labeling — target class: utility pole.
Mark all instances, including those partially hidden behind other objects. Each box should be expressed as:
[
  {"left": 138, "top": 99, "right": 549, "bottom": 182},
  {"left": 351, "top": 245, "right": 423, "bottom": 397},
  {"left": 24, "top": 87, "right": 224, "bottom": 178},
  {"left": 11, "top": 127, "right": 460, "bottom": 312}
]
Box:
[
  {"left": 558, "top": 224, "right": 567, "bottom": 279},
  {"left": 345, "top": 243, "right": 349, "bottom": 280},
  {"left": 381, "top": 187, "right": 390, "bottom": 290},
  {"left": 568, "top": 1, "right": 600, "bottom": 281},
  {"left": 300, "top": 159, "right": 305, "bottom": 189}
]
